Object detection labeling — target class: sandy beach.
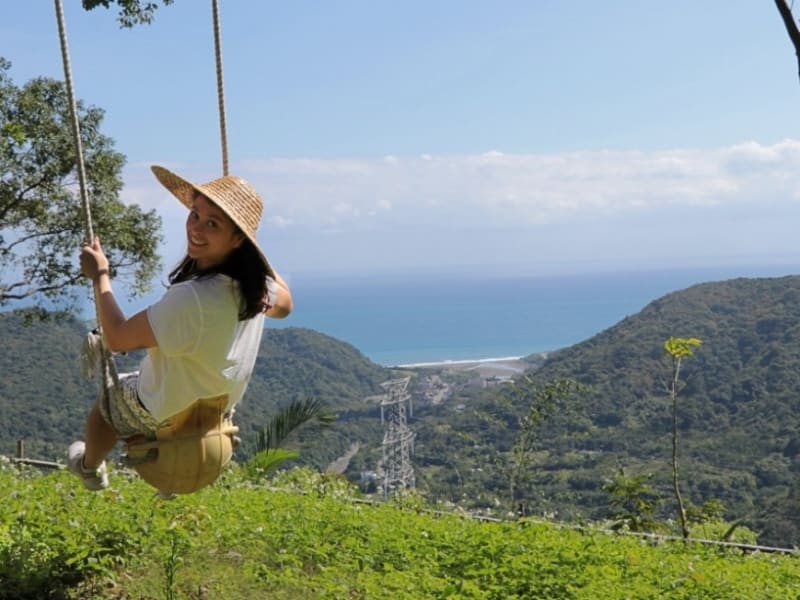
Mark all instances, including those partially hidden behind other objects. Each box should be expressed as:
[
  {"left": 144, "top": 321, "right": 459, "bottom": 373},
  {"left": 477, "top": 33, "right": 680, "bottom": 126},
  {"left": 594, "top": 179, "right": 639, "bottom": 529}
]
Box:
[{"left": 398, "top": 355, "right": 535, "bottom": 377}]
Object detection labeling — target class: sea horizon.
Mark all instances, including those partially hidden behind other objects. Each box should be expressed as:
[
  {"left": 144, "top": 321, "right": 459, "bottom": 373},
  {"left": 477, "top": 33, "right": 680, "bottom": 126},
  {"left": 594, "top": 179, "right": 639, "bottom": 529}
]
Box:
[
  {"left": 55, "top": 259, "right": 800, "bottom": 367},
  {"left": 267, "top": 261, "right": 800, "bottom": 367}
]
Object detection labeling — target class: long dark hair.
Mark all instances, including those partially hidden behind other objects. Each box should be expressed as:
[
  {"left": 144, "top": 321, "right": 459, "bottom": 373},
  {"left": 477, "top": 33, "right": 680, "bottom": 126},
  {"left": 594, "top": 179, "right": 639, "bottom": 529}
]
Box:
[{"left": 168, "top": 239, "right": 269, "bottom": 320}]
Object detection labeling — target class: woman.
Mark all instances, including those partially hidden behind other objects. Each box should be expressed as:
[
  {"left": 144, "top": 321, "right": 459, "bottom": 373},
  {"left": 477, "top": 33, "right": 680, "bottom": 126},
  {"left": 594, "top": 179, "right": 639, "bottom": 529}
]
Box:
[{"left": 68, "top": 165, "right": 292, "bottom": 490}]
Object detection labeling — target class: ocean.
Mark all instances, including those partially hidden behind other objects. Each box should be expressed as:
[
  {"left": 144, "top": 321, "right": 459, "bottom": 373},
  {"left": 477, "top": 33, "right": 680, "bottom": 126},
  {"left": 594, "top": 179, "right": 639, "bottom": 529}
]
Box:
[{"left": 268, "top": 263, "right": 800, "bottom": 366}]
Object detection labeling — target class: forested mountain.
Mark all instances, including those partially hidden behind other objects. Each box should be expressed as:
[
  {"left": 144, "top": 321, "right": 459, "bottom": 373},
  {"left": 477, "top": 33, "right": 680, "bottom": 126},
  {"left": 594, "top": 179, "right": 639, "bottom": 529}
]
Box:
[
  {"left": 1, "top": 312, "right": 100, "bottom": 459},
  {"left": 537, "top": 274, "right": 800, "bottom": 546},
  {"left": 3, "top": 274, "right": 800, "bottom": 547},
  {"left": 409, "top": 275, "right": 800, "bottom": 547},
  {"left": 0, "top": 312, "right": 391, "bottom": 464}
]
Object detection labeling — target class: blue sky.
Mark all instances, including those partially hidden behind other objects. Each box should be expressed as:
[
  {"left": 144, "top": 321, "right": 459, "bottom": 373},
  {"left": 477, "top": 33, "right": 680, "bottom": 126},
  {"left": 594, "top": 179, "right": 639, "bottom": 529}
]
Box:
[{"left": 5, "top": 1, "right": 800, "bottom": 296}]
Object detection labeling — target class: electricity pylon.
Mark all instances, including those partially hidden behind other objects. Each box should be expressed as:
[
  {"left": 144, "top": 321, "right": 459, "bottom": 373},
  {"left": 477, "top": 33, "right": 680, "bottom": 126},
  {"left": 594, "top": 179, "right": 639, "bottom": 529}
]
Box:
[{"left": 379, "top": 377, "right": 415, "bottom": 497}]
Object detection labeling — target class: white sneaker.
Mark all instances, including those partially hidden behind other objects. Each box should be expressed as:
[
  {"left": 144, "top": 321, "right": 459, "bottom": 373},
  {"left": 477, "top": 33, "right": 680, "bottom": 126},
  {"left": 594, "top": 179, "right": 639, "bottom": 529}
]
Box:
[{"left": 67, "top": 441, "right": 109, "bottom": 491}]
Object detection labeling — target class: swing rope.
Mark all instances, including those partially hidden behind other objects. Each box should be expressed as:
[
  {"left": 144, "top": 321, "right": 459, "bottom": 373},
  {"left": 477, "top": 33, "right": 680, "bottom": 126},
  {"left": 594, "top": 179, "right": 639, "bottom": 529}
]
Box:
[
  {"left": 212, "top": 0, "right": 229, "bottom": 176},
  {"left": 53, "top": 0, "right": 93, "bottom": 242},
  {"left": 54, "top": 0, "right": 119, "bottom": 389}
]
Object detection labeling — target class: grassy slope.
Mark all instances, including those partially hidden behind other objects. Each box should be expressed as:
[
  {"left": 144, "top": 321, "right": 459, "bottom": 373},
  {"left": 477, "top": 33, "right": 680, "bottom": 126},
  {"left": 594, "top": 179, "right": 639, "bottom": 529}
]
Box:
[{"left": 1, "top": 464, "right": 798, "bottom": 599}]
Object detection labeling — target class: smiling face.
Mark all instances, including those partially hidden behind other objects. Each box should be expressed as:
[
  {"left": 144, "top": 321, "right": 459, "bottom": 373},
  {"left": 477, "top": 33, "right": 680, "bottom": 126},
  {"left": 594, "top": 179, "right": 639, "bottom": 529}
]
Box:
[{"left": 186, "top": 193, "right": 245, "bottom": 270}]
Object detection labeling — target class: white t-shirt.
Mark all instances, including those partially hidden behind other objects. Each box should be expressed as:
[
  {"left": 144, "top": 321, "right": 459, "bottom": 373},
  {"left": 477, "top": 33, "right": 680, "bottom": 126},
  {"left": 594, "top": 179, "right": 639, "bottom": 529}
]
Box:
[{"left": 137, "top": 274, "right": 265, "bottom": 423}]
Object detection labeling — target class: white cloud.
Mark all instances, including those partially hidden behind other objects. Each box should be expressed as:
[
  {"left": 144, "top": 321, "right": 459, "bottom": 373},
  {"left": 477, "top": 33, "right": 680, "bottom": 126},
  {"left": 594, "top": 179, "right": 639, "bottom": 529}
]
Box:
[
  {"left": 268, "top": 215, "right": 293, "bottom": 227},
  {"left": 120, "top": 141, "right": 800, "bottom": 274},
  {"left": 233, "top": 141, "right": 800, "bottom": 228}
]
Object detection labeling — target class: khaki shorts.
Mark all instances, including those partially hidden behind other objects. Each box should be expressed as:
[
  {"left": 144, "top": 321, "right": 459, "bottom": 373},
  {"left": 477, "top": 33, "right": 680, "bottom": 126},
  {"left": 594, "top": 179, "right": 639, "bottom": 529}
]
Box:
[{"left": 98, "top": 372, "right": 160, "bottom": 439}]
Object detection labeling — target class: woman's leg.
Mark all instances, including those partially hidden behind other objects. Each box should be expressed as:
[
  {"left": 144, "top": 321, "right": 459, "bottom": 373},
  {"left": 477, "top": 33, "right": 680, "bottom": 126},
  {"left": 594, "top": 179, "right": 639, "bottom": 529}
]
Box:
[{"left": 83, "top": 401, "right": 118, "bottom": 469}]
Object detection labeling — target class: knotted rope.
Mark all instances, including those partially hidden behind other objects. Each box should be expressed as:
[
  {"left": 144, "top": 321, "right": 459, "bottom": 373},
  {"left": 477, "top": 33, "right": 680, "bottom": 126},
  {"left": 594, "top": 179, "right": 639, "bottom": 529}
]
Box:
[
  {"left": 54, "top": 0, "right": 119, "bottom": 393},
  {"left": 53, "top": 0, "right": 93, "bottom": 241},
  {"left": 212, "top": 0, "right": 229, "bottom": 176}
]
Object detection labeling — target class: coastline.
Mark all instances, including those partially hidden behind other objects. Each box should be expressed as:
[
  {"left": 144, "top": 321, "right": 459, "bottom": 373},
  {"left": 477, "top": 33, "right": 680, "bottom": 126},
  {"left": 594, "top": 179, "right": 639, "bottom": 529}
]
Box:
[
  {"left": 396, "top": 355, "right": 525, "bottom": 368},
  {"left": 394, "top": 354, "right": 544, "bottom": 377}
]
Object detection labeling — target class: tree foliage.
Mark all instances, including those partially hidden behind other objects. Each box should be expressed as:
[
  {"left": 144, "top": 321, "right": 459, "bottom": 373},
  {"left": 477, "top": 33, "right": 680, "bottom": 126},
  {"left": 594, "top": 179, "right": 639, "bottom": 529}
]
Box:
[
  {"left": 603, "top": 469, "right": 662, "bottom": 532},
  {"left": 82, "top": 0, "right": 175, "bottom": 28},
  {"left": 501, "top": 376, "right": 583, "bottom": 515},
  {"left": 0, "top": 58, "right": 162, "bottom": 311}
]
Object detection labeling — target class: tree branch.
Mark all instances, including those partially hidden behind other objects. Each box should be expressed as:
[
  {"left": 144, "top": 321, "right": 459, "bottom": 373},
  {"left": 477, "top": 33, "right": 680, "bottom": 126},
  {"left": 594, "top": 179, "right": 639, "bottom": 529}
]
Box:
[
  {"left": 775, "top": 0, "right": 800, "bottom": 83},
  {"left": 4, "top": 227, "right": 74, "bottom": 252},
  {"left": 0, "top": 278, "right": 81, "bottom": 300},
  {"left": 0, "top": 174, "right": 53, "bottom": 223}
]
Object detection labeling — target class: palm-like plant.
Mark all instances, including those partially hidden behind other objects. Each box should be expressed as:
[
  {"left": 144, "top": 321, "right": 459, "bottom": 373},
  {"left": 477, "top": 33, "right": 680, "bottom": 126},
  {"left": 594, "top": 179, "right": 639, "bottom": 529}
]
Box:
[{"left": 244, "top": 397, "right": 335, "bottom": 479}]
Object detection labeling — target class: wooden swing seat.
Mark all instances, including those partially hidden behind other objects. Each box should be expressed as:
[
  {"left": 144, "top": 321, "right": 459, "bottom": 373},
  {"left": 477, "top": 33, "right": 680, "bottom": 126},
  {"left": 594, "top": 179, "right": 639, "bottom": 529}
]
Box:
[{"left": 124, "top": 395, "right": 238, "bottom": 496}]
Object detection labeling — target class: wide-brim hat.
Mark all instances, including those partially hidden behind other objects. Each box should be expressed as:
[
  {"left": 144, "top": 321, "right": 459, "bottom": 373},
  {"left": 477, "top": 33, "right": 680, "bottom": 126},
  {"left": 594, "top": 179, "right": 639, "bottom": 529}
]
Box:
[{"left": 151, "top": 165, "right": 274, "bottom": 278}]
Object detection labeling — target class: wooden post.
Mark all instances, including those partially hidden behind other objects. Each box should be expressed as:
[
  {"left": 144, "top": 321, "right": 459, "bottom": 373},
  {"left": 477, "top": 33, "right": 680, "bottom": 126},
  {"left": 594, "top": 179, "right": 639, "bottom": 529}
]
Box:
[{"left": 16, "top": 439, "right": 24, "bottom": 459}]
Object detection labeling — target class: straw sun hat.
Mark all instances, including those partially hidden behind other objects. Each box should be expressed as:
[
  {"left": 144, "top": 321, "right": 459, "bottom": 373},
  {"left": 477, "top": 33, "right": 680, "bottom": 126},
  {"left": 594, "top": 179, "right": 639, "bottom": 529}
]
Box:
[{"left": 151, "top": 165, "right": 274, "bottom": 278}]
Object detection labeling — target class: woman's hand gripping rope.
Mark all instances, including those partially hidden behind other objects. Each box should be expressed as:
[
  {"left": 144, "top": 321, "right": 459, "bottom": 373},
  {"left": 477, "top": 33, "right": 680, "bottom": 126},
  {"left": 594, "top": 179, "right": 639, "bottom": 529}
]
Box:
[{"left": 80, "top": 237, "right": 110, "bottom": 283}]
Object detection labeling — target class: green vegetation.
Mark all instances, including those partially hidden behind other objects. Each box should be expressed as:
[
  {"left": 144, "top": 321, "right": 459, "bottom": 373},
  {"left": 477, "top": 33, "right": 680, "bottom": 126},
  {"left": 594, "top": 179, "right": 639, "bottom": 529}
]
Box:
[
  {"left": 603, "top": 469, "right": 661, "bottom": 533},
  {"left": 413, "top": 276, "right": 800, "bottom": 547},
  {"left": 1, "top": 463, "right": 797, "bottom": 599},
  {"left": 6, "top": 275, "right": 800, "bottom": 550},
  {"left": 245, "top": 396, "right": 337, "bottom": 480},
  {"left": 502, "top": 377, "right": 583, "bottom": 516},
  {"left": 82, "top": 0, "right": 176, "bottom": 28}
]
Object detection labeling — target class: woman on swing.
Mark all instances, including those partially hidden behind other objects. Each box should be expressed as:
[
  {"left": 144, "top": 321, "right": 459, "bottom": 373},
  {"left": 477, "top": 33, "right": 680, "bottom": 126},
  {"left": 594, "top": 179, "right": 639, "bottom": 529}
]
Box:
[{"left": 68, "top": 166, "right": 293, "bottom": 491}]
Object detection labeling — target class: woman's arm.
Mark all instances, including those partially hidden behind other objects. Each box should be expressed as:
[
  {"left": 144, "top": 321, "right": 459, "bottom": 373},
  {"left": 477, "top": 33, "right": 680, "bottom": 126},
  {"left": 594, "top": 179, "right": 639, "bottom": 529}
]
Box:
[
  {"left": 265, "top": 270, "right": 293, "bottom": 319},
  {"left": 81, "top": 238, "right": 158, "bottom": 352}
]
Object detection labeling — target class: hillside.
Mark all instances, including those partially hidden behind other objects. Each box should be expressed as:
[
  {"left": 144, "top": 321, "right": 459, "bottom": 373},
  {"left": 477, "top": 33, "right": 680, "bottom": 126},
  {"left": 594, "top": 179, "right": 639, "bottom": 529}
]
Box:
[
  {"left": 537, "top": 274, "right": 800, "bottom": 546},
  {"left": 0, "top": 311, "right": 391, "bottom": 465},
  {"left": 408, "top": 275, "right": 800, "bottom": 547}
]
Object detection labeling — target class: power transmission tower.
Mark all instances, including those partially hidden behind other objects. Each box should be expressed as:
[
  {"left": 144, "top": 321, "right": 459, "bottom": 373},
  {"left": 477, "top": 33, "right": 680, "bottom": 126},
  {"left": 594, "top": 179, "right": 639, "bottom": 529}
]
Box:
[{"left": 379, "top": 377, "right": 415, "bottom": 497}]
